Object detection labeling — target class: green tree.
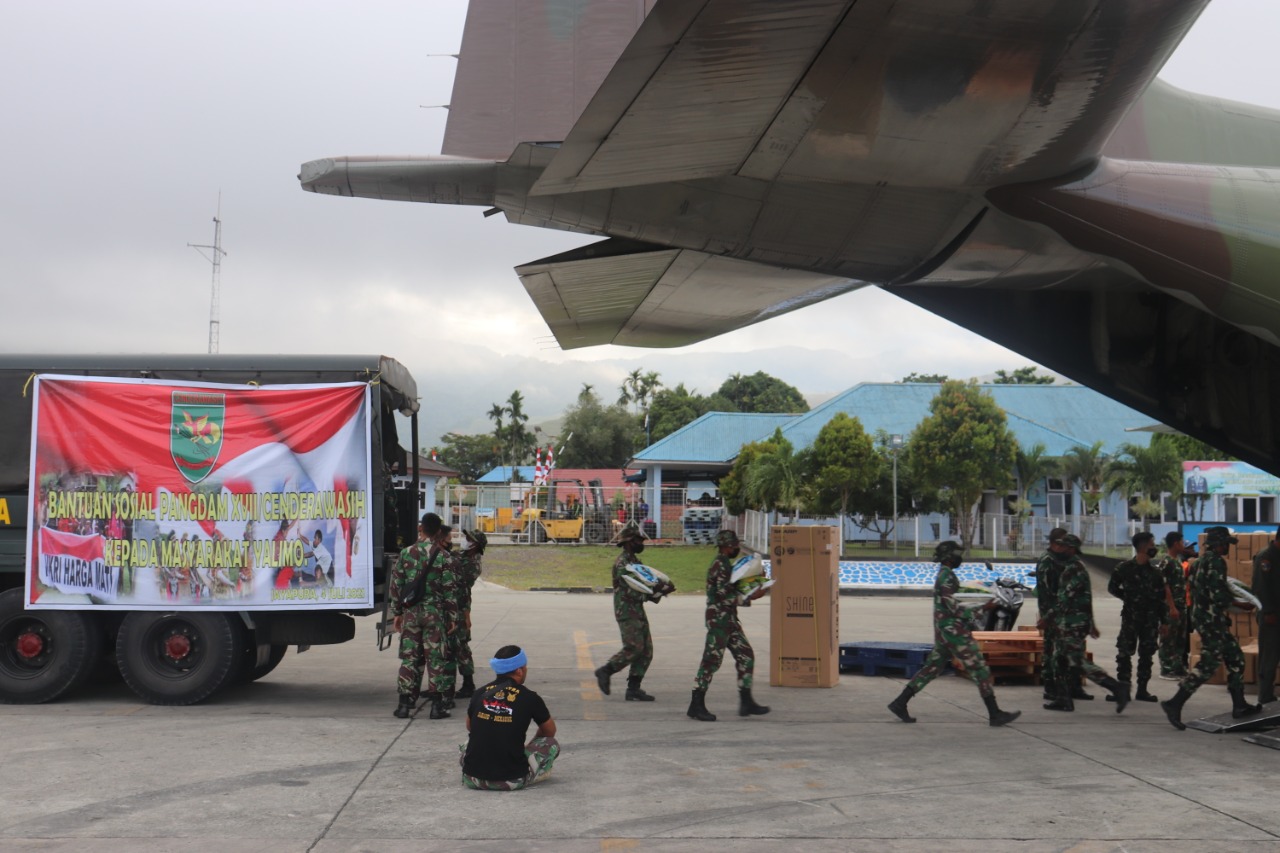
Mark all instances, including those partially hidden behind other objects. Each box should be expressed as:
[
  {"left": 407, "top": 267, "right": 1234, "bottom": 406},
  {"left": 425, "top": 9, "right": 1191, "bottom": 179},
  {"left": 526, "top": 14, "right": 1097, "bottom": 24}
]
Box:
[
  {"left": 808, "top": 413, "right": 876, "bottom": 525},
  {"left": 1013, "top": 442, "right": 1059, "bottom": 509},
  {"left": 717, "top": 371, "right": 808, "bottom": 413},
  {"left": 744, "top": 429, "right": 807, "bottom": 519},
  {"left": 502, "top": 390, "right": 534, "bottom": 465},
  {"left": 1150, "top": 432, "right": 1233, "bottom": 462},
  {"left": 647, "top": 384, "right": 738, "bottom": 442},
  {"left": 907, "top": 381, "right": 1017, "bottom": 553},
  {"left": 437, "top": 432, "right": 500, "bottom": 483},
  {"left": 1105, "top": 441, "right": 1181, "bottom": 531},
  {"left": 1060, "top": 441, "right": 1110, "bottom": 515},
  {"left": 556, "top": 389, "right": 637, "bottom": 468},
  {"left": 722, "top": 435, "right": 783, "bottom": 515},
  {"left": 993, "top": 366, "right": 1054, "bottom": 384},
  {"left": 900, "top": 372, "right": 949, "bottom": 383}
]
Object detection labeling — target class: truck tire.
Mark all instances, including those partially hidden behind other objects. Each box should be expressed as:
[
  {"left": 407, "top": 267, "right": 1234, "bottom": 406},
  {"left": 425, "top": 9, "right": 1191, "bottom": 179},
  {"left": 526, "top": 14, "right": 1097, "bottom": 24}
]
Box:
[
  {"left": 584, "top": 521, "right": 608, "bottom": 544},
  {"left": 0, "top": 588, "right": 103, "bottom": 704},
  {"left": 116, "top": 611, "right": 245, "bottom": 705},
  {"left": 240, "top": 642, "right": 288, "bottom": 682}
]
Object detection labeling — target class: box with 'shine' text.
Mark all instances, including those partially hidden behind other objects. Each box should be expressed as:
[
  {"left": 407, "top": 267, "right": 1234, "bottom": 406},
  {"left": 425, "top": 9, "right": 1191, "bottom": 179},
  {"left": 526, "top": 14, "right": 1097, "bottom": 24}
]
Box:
[{"left": 769, "top": 525, "right": 840, "bottom": 687}]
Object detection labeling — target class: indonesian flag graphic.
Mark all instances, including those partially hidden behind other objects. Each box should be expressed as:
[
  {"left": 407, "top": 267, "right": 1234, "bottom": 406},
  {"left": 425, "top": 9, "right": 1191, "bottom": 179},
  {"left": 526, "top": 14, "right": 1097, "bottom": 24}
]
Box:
[{"left": 26, "top": 375, "right": 373, "bottom": 611}]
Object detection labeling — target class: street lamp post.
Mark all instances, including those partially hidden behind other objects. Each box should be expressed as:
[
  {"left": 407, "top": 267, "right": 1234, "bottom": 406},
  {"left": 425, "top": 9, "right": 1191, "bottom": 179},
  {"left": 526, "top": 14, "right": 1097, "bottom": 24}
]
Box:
[{"left": 890, "top": 434, "right": 904, "bottom": 555}]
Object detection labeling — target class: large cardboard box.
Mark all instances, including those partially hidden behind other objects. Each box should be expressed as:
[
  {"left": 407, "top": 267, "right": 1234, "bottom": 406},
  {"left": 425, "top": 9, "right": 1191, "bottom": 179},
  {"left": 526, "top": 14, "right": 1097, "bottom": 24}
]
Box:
[{"left": 769, "top": 525, "right": 840, "bottom": 687}]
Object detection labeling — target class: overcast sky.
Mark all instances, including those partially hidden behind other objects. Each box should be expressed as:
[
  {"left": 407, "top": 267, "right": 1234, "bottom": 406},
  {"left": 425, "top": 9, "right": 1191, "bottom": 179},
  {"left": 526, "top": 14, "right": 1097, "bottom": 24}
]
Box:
[{"left": 4, "top": 2, "right": 1278, "bottom": 444}]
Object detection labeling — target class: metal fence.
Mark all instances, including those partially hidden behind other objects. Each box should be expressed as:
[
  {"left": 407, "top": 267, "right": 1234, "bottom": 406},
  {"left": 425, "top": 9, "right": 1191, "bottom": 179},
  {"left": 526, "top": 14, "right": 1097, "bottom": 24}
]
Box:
[
  {"left": 727, "top": 509, "right": 1120, "bottom": 558},
  {"left": 422, "top": 483, "right": 726, "bottom": 545}
]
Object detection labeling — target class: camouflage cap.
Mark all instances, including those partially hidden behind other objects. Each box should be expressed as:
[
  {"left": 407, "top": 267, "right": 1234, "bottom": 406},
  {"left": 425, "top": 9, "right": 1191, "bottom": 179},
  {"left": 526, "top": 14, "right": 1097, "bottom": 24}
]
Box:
[
  {"left": 932, "top": 540, "right": 965, "bottom": 563},
  {"left": 463, "top": 529, "right": 488, "bottom": 550},
  {"left": 1205, "top": 525, "right": 1238, "bottom": 546},
  {"left": 1048, "top": 527, "right": 1068, "bottom": 542},
  {"left": 715, "top": 529, "right": 740, "bottom": 548},
  {"left": 1060, "top": 533, "right": 1083, "bottom": 550},
  {"left": 619, "top": 521, "right": 646, "bottom": 542}
]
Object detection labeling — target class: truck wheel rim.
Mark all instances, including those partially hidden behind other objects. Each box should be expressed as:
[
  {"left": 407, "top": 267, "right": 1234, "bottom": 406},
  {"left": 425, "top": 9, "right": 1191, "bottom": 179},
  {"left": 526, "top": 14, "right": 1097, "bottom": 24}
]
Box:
[{"left": 2, "top": 618, "right": 52, "bottom": 672}]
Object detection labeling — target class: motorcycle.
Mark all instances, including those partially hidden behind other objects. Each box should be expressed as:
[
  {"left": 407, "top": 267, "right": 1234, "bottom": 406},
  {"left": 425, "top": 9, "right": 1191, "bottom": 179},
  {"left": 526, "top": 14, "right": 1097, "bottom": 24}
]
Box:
[{"left": 956, "top": 563, "right": 1032, "bottom": 631}]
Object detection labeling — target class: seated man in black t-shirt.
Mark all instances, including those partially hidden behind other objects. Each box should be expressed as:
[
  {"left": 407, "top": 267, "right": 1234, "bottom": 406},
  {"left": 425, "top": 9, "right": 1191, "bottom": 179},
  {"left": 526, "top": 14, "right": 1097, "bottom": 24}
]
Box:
[{"left": 460, "top": 645, "right": 559, "bottom": 790}]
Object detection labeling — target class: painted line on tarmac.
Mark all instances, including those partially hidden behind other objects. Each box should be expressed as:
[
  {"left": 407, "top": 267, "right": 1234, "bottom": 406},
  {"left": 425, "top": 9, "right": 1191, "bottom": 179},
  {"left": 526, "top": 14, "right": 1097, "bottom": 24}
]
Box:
[{"left": 574, "top": 629, "right": 607, "bottom": 720}]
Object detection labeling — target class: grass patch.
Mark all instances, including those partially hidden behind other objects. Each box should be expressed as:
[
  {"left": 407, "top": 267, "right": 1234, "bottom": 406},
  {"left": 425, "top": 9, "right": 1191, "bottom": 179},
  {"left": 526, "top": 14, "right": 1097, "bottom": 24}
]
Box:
[{"left": 477, "top": 544, "right": 718, "bottom": 593}]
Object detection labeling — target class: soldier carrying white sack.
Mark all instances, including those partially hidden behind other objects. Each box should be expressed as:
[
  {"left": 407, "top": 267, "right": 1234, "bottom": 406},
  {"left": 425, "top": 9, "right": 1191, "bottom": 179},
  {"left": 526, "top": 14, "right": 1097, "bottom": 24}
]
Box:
[{"left": 595, "top": 521, "right": 674, "bottom": 701}]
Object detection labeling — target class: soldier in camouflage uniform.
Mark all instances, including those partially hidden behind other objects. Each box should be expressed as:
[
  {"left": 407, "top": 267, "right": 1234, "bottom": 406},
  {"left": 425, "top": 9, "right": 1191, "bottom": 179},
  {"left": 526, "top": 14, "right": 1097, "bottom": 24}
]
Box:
[
  {"left": 422, "top": 524, "right": 462, "bottom": 719},
  {"left": 1252, "top": 526, "right": 1280, "bottom": 705},
  {"left": 389, "top": 512, "right": 443, "bottom": 718},
  {"left": 1043, "top": 534, "right": 1130, "bottom": 712},
  {"left": 1107, "top": 531, "right": 1167, "bottom": 702},
  {"left": 687, "top": 529, "right": 769, "bottom": 722},
  {"left": 1034, "top": 528, "right": 1093, "bottom": 702},
  {"left": 1157, "top": 531, "right": 1191, "bottom": 679},
  {"left": 887, "top": 541, "right": 1021, "bottom": 726},
  {"left": 452, "top": 529, "right": 488, "bottom": 699},
  {"left": 595, "top": 522, "right": 659, "bottom": 701},
  {"left": 1162, "top": 526, "right": 1264, "bottom": 729}
]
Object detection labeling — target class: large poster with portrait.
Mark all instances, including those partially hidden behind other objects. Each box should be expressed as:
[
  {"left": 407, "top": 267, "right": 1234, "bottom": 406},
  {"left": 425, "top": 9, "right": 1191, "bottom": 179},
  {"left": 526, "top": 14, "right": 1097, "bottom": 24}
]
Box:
[{"left": 25, "top": 375, "right": 373, "bottom": 610}]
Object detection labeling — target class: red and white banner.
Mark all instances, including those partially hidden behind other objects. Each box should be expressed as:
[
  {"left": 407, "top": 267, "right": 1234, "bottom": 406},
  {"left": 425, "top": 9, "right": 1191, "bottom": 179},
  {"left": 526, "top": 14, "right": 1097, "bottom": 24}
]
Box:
[{"left": 26, "top": 375, "right": 373, "bottom": 610}]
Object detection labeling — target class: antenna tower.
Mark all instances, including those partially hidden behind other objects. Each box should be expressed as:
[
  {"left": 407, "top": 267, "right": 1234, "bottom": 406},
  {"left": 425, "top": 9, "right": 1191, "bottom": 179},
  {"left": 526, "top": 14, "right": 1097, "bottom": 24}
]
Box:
[{"left": 188, "top": 197, "right": 226, "bottom": 354}]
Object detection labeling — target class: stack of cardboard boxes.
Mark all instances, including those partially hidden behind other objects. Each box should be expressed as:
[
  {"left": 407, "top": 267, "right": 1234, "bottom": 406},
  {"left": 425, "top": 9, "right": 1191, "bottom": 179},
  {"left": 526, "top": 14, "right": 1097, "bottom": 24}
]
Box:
[
  {"left": 768, "top": 525, "right": 840, "bottom": 688},
  {"left": 1188, "top": 531, "right": 1267, "bottom": 685}
]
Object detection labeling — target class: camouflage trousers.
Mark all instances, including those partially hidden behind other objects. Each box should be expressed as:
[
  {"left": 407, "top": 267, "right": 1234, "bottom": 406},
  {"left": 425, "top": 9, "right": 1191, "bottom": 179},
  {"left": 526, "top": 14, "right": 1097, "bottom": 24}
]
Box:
[
  {"left": 458, "top": 737, "right": 560, "bottom": 791},
  {"left": 1159, "top": 611, "right": 1189, "bottom": 677},
  {"left": 1040, "top": 622, "right": 1060, "bottom": 689},
  {"left": 605, "top": 612, "right": 653, "bottom": 679},
  {"left": 425, "top": 615, "right": 458, "bottom": 695},
  {"left": 907, "top": 622, "right": 994, "bottom": 699},
  {"left": 1115, "top": 608, "right": 1161, "bottom": 685},
  {"left": 694, "top": 615, "right": 753, "bottom": 691},
  {"left": 451, "top": 609, "right": 474, "bottom": 678},
  {"left": 1183, "top": 627, "right": 1246, "bottom": 693},
  {"left": 1053, "top": 628, "right": 1111, "bottom": 687},
  {"left": 396, "top": 606, "right": 429, "bottom": 700}
]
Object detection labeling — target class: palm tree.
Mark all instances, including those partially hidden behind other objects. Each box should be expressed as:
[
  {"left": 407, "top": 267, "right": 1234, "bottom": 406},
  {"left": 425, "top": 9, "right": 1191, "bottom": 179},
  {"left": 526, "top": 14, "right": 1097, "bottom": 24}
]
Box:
[
  {"left": 1014, "top": 442, "right": 1059, "bottom": 505},
  {"left": 745, "top": 434, "right": 805, "bottom": 520},
  {"left": 1060, "top": 441, "right": 1110, "bottom": 514},
  {"left": 487, "top": 403, "right": 507, "bottom": 478},
  {"left": 1106, "top": 441, "right": 1180, "bottom": 531},
  {"left": 619, "top": 368, "right": 643, "bottom": 408},
  {"left": 504, "top": 390, "right": 532, "bottom": 466}
]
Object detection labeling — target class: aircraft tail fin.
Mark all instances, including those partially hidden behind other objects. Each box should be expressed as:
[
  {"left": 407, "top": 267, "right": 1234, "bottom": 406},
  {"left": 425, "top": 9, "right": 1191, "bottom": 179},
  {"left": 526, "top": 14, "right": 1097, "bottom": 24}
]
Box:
[{"left": 442, "top": 0, "right": 654, "bottom": 161}]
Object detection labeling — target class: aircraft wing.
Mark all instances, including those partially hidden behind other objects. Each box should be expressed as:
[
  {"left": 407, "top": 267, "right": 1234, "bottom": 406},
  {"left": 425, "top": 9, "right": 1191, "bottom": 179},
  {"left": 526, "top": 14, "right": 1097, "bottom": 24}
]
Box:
[
  {"left": 516, "top": 239, "right": 860, "bottom": 349},
  {"left": 531, "top": 0, "right": 1204, "bottom": 196}
]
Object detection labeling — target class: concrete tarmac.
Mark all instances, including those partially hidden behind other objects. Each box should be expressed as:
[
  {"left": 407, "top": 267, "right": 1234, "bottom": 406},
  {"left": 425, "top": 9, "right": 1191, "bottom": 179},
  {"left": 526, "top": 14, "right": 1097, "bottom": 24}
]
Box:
[{"left": 2, "top": 580, "right": 1278, "bottom": 852}]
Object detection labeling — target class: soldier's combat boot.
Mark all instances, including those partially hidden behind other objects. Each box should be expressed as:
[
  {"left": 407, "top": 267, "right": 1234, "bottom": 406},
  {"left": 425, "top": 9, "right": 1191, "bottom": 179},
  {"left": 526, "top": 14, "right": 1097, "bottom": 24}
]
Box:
[
  {"left": 1069, "top": 685, "right": 1095, "bottom": 701},
  {"left": 687, "top": 688, "right": 716, "bottom": 722},
  {"left": 442, "top": 688, "right": 456, "bottom": 711},
  {"left": 393, "top": 695, "right": 414, "bottom": 719},
  {"left": 594, "top": 666, "right": 612, "bottom": 696},
  {"left": 1043, "top": 681, "right": 1074, "bottom": 712},
  {"left": 625, "top": 677, "right": 655, "bottom": 702},
  {"left": 1161, "top": 686, "right": 1193, "bottom": 730},
  {"left": 982, "top": 693, "right": 1021, "bottom": 727},
  {"left": 738, "top": 687, "right": 770, "bottom": 717},
  {"left": 1099, "top": 676, "right": 1130, "bottom": 713},
  {"left": 428, "top": 694, "right": 451, "bottom": 720},
  {"left": 1106, "top": 680, "right": 1131, "bottom": 703},
  {"left": 1134, "top": 679, "right": 1158, "bottom": 703},
  {"left": 1230, "top": 685, "right": 1263, "bottom": 719},
  {"left": 888, "top": 686, "right": 917, "bottom": 723},
  {"left": 456, "top": 673, "right": 476, "bottom": 699}
]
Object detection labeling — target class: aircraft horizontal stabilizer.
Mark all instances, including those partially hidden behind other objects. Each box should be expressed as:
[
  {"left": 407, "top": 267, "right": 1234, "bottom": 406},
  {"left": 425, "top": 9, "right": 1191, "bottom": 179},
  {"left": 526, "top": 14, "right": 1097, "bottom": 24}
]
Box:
[{"left": 516, "top": 239, "right": 860, "bottom": 349}]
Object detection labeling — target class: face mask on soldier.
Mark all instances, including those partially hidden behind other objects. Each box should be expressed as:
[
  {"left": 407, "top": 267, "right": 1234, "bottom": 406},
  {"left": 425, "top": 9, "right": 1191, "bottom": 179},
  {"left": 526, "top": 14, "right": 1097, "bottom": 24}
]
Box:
[{"left": 631, "top": 541, "right": 644, "bottom": 554}]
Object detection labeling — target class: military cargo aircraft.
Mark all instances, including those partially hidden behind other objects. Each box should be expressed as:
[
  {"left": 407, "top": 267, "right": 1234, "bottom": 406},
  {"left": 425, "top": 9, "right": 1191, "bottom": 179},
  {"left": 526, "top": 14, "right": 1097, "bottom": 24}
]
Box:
[{"left": 300, "top": 0, "right": 1280, "bottom": 471}]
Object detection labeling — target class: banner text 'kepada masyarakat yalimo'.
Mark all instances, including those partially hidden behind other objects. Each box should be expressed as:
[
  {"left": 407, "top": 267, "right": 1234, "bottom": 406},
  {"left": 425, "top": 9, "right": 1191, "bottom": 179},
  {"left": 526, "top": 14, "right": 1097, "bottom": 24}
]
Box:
[{"left": 26, "top": 375, "right": 374, "bottom": 610}]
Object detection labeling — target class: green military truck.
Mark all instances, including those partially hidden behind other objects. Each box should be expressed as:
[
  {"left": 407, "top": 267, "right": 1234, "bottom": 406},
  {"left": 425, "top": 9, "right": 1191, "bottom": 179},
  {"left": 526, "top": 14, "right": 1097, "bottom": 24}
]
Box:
[{"left": 0, "top": 354, "right": 422, "bottom": 705}]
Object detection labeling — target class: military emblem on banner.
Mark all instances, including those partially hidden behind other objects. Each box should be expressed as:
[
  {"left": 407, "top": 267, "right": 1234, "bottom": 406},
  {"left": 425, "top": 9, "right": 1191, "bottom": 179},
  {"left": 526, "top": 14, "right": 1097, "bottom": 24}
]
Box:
[{"left": 170, "top": 391, "right": 225, "bottom": 484}]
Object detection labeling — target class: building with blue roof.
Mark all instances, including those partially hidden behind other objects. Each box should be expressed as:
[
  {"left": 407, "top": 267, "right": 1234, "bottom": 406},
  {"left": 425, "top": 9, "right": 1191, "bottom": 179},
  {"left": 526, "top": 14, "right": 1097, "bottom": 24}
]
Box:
[{"left": 627, "top": 382, "right": 1159, "bottom": 542}]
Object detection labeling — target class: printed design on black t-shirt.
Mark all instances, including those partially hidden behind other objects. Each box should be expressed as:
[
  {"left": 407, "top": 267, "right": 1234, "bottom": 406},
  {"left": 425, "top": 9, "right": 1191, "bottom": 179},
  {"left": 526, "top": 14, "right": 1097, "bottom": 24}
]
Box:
[{"left": 477, "top": 685, "right": 520, "bottom": 723}]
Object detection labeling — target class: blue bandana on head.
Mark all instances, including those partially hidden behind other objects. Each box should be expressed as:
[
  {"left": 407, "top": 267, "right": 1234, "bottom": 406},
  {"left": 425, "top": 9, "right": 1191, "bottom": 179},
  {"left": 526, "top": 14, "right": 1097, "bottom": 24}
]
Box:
[{"left": 490, "top": 649, "right": 527, "bottom": 674}]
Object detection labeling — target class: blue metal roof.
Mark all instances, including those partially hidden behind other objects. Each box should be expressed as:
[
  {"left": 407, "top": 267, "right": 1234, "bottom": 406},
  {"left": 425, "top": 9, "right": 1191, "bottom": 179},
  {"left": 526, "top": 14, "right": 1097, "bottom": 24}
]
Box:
[
  {"left": 631, "top": 383, "right": 1152, "bottom": 466},
  {"left": 781, "top": 383, "right": 1152, "bottom": 455},
  {"left": 476, "top": 465, "right": 537, "bottom": 483},
  {"left": 631, "top": 411, "right": 800, "bottom": 464}
]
